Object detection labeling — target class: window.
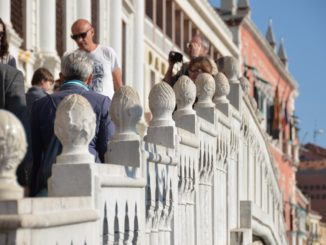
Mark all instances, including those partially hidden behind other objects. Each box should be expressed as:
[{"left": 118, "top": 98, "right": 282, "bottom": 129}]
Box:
[
  {"left": 56, "top": 0, "right": 64, "bottom": 56},
  {"left": 146, "top": 0, "right": 153, "bottom": 19},
  {"left": 156, "top": 0, "right": 164, "bottom": 30}
]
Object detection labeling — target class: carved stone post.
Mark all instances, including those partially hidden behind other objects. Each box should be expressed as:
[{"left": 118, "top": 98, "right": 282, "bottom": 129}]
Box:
[
  {"left": 105, "top": 86, "right": 144, "bottom": 244},
  {"left": 194, "top": 73, "right": 217, "bottom": 245},
  {"left": 147, "top": 82, "right": 176, "bottom": 147},
  {"left": 0, "top": 110, "right": 26, "bottom": 200},
  {"left": 173, "top": 75, "right": 197, "bottom": 133},
  {"left": 194, "top": 73, "right": 216, "bottom": 123},
  {"left": 146, "top": 82, "right": 177, "bottom": 245},
  {"left": 48, "top": 94, "right": 96, "bottom": 197},
  {"left": 217, "top": 56, "right": 242, "bottom": 110},
  {"left": 213, "top": 72, "right": 230, "bottom": 116},
  {"left": 106, "top": 86, "right": 143, "bottom": 167},
  {"left": 213, "top": 78, "right": 231, "bottom": 245},
  {"left": 173, "top": 75, "right": 199, "bottom": 245}
]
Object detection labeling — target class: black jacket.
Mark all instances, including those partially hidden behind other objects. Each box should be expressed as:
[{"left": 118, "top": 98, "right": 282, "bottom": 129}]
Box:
[{"left": 0, "top": 64, "right": 32, "bottom": 186}]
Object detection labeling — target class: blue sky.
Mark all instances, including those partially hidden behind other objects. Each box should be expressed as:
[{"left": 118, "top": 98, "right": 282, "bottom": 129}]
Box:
[{"left": 210, "top": 0, "right": 326, "bottom": 147}]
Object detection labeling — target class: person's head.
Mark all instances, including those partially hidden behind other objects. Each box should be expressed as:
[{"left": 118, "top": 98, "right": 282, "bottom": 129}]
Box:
[
  {"left": 31, "top": 67, "right": 54, "bottom": 92},
  {"left": 0, "top": 18, "right": 9, "bottom": 58},
  {"left": 188, "top": 56, "right": 213, "bottom": 81},
  {"left": 71, "top": 19, "right": 96, "bottom": 52},
  {"left": 61, "top": 50, "right": 93, "bottom": 84},
  {"left": 187, "top": 34, "right": 210, "bottom": 58}
]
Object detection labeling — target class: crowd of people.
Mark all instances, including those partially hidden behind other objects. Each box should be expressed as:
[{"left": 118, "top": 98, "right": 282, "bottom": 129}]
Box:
[{"left": 0, "top": 17, "right": 217, "bottom": 197}]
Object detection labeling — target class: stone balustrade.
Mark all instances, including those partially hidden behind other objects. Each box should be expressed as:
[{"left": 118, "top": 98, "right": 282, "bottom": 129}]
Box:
[{"left": 0, "top": 57, "right": 287, "bottom": 245}]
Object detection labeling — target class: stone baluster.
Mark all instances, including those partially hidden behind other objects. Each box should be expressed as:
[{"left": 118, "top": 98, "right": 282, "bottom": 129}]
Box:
[
  {"left": 0, "top": 110, "right": 27, "bottom": 200},
  {"left": 239, "top": 76, "right": 250, "bottom": 95},
  {"left": 146, "top": 82, "right": 177, "bottom": 245},
  {"left": 213, "top": 72, "right": 230, "bottom": 116},
  {"left": 194, "top": 73, "right": 216, "bottom": 245},
  {"left": 147, "top": 82, "right": 176, "bottom": 147},
  {"left": 173, "top": 75, "right": 199, "bottom": 245},
  {"left": 173, "top": 75, "right": 197, "bottom": 127},
  {"left": 217, "top": 56, "right": 242, "bottom": 110},
  {"left": 48, "top": 94, "right": 96, "bottom": 197},
  {"left": 106, "top": 86, "right": 143, "bottom": 165},
  {"left": 107, "top": 86, "right": 144, "bottom": 244},
  {"left": 194, "top": 73, "right": 216, "bottom": 123}
]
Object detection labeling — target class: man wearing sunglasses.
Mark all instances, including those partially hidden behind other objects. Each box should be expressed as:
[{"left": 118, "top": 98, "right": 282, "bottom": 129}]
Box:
[
  {"left": 163, "top": 33, "right": 210, "bottom": 87},
  {"left": 71, "top": 19, "right": 122, "bottom": 99}
]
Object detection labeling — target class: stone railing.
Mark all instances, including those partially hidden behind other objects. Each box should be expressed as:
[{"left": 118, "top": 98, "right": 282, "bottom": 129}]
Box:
[{"left": 0, "top": 57, "right": 287, "bottom": 245}]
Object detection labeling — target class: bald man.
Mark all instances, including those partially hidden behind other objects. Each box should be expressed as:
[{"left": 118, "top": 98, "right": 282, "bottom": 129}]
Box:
[{"left": 71, "top": 19, "right": 123, "bottom": 99}]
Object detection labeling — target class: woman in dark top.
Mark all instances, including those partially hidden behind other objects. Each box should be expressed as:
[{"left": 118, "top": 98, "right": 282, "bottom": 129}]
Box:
[{"left": 0, "top": 18, "right": 16, "bottom": 68}]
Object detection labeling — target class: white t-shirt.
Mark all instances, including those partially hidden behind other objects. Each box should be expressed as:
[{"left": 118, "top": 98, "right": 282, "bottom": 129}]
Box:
[{"left": 87, "top": 44, "right": 120, "bottom": 99}]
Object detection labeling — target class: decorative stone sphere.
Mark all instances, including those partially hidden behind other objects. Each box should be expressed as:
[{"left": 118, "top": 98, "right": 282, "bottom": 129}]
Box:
[
  {"left": 213, "top": 72, "right": 230, "bottom": 104},
  {"left": 148, "top": 82, "right": 176, "bottom": 127},
  {"left": 217, "top": 56, "right": 240, "bottom": 84},
  {"left": 0, "top": 110, "right": 27, "bottom": 178},
  {"left": 110, "top": 86, "right": 143, "bottom": 140},
  {"left": 54, "top": 94, "right": 96, "bottom": 161},
  {"left": 195, "top": 73, "right": 215, "bottom": 106},
  {"left": 173, "top": 75, "right": 196, "bottom": 110},
  {"left": 239, "top": 76, "right": 250, "bottom": 94}
]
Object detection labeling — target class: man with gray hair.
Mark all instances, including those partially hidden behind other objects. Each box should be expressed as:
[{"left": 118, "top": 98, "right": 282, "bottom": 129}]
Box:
[
  {"left": 30, "top": 50, "right": 115, "bottom": 196},
  {"left": 163, "top": 33, "right": 210, "bottom": 86}
]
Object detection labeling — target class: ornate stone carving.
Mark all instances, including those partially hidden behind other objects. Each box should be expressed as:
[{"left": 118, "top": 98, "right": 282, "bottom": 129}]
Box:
[
  {"left": 148, "top": 82, "right": 176, "bottom": 127},
  {"left": 110, "top": 86, "right": 143, "bottom": 140},
  {"left": 195, "top": 73, "right": 215, "bottom": 108},
  {"left": 54, "top": 94, "right": 96, "bottom": 164},
  {"left": 213, "top": 72, "right": 230, "bottom": 104},
  {"left": 217, "top": 56, "right": 240, "bottom": 84},
  {"left": 173, "top": 75, "right": 196, "bottom": 119},
  {"left": 239, "top": 76, "right": 250, "bottom": 94},
  {"left": 174, "top": 75, "right": 196, "bottom": 109},
  {"left": 0, "top": 110, "right": 26, "bottom": 199}
]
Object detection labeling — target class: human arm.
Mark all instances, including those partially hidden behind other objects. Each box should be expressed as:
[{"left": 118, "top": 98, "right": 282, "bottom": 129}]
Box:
[
  {"left": 163, "top": 60, "right": 175, "bottom": 86},
  {"left": 112, "top": 67, "right": 123, "bottom": 92}
]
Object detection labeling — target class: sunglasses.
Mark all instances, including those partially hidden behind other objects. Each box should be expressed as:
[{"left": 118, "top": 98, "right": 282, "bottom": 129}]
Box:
[{"left": 70, "top": 29, "right": 91, "bottom": 41}]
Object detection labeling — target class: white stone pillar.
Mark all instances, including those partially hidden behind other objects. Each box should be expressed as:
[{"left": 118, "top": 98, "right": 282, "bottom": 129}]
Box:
[
  {"left": 110, "top": 0, "right": 122, "bottom": 61},
  {"left": 0, "top": 0, "right": 23, "bottom": 71},
  {"left": 39, "top": 0, "right": 56, "bottom": 54},
  {"left": 38, "top": 0, "right": 60, "bottom": 75},
  {"left": 133, "top": 0, "right": 145, "bottom": 107},
  {"left": 0, "top": 0, "right": 11, "bottom": 25},
  {"left": 76, "top": 0, "right": 91, "bottom": 21}
]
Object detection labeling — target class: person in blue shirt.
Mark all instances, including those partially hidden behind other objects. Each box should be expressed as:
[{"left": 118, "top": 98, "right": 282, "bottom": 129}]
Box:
[{"left": 30, "top": 50, "right": 115, "bottom": 196}]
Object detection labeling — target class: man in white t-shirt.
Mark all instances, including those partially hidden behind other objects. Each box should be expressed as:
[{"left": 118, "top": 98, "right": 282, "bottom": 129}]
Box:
[{"left": 71, "top": 19, "right": 123, "bottom": 99}]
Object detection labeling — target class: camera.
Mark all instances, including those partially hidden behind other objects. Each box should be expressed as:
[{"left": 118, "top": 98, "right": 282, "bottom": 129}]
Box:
[{"left": 169, "top": 51, "right": 183, "bottom": 63}]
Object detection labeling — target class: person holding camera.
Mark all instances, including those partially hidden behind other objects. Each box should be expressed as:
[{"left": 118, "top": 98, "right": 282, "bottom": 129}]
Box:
[{"left": 163, "top": 34, "right": 210, "bottom": 87}]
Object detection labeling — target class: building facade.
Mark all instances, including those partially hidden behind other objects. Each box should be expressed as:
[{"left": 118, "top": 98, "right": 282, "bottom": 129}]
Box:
[{"left": 216, "top": 0, "right": 302, "bottom": 244}]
